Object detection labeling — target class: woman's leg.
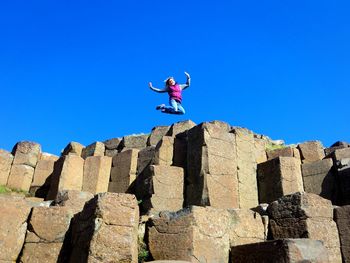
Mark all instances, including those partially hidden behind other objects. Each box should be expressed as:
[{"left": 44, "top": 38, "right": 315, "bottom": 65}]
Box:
[
  {"left": 161, "top": 99, "right": 178, "bottom": 114},
  {"left": 176, "top": 103, "right": 185, "bottom": 114}
]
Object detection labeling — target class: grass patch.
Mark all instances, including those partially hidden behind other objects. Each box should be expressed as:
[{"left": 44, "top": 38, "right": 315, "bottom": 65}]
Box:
[
  {"left": 138, "top": 236, "right": 149, "bottom": 263},
  {"left": 265, "top": 143, "right": 286, "bottom": 152},
  {"left": 0, "top": 185, "right": 31, "bottom": 196}
]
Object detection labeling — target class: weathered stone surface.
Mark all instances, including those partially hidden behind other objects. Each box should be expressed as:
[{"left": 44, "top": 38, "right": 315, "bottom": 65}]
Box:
[
  {"left": 166, "top": 120, "right": 196, "bottom": 136},
  {"left": 147, "top": 126, "right": 170, "bottom": 146},
  {"left": 0, "top": 149, "right": 13, "bottom": 185},
  {"left": 257, "top": 157, "right": 303, "bottom": 204},
  {"left": 268, "top": 192, "right": 341, "bottom": 263},
  {"left": 81, "top": 141, "right": 105, "bottom": 159},
  {"left": 0, "top": 195, "right": 32, "bottom": 262},
  {"left": 31, "top": 159, "right": 55, "bottom": 189},
  {"left": 110, "top": 149, "right": 139, "bottom": 193},
  {"left": 173, "top": 131, "right": 188, "bottom": 168},
  {"left": 148, "top": 206, "right": 231, "bottom": 263},
  {"left": 135, "top": 165, "right": 184, "bottom": 214},
  {"left": 61, "top": 142, "right": 85, "bottom": 156},
  {"left": 232, "top": 128, "right": 259, "bottom": 208},
  {"left": 7, "top": 164, "right": 35, "bottom": 191},
  {"left": 301, "top": 158, "right": 334, "bottom": 200},
  {"left": 103, "top": 137, "right": 121, "bottom": 150},
  {"left": 186, "top": 121, "right": 239, "bottom": 209},
  {"left": 69, "top": 193, "right": 139, "bottom": 263},
  {"left": 337, "top": 162, "right": 350, "bottom": 205},
  {"left": 53, "top": 190, "right": 94, "bottom": 213},
  {"left": 46, "top": 155, "right": 84, "bottom": 200},
  {"left": 231, "top": 239, "right": 329, "bottom": 263},
  {"left": 334, "top": 205, "right": 350, "bottom": 263},
  {"left": 39, "top": 152, "right": 59, "bottom": 162},
  {"left": 137, "top": 146, "right": 156, "bottom": 174},
  {"left": 12, "top": 141, "right": 41, "bottom": 167},
  {"left": 298, "top": 141, "right": 325, "bottom": 163},
  {"left": 82, "top": 156, "right": 112, "bottom": 194},
  {"left": 325, "top": 141, "right": 350, "bottom": 156},
  {"left": 266, "top": 146, "right": 299, "bottom": 160},
  {"left": 119, "top": 134, "right": 149, "bottom": 151},
  {"left": 228, "top": 209, "right": 265, "bottom": 247},
  {"left": 21, "top": 243, "right": 64, "bottom": 263},
  {"left": 153, "top": 136, "right": 174, "bottom": 166},
  {"left": 104, "top": 138, "right": 121, "bottom": 157},
  {"left": 253, "top": 138, "right": 267, "bottom": 164},
  {"left": 332, "top": 147, "right": 350, "bottom": 163}
]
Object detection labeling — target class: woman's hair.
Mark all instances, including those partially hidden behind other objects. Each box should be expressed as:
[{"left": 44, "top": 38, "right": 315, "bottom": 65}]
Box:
[{"left": 165, "top": 77, "right": 176, "bottom": 86}]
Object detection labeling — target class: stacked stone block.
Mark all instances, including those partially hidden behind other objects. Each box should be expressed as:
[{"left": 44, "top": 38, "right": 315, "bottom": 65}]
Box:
[
  {"left": 257, "top": 157, "right": 304, "bottom": 203},
  {"left": 153, "top": 136, "right": 174, "bottom": 166},
  {"left": 135, "top": 165, "right": 184, "bottom": 214},
  {"left": 268, "top": 192, "right": 342, "bottom": 263},
  {"left": 20, "top": 190, "right": 93, "bottom": 263},
  {"left": 82, "top": 156, "right": 112, "bottom": 194},
  {"left": 61, "top": 142, "right": 84, "bottom": 157},
  {"left": 109, "top": 149, "right": 139, "bottom": 193},
  {"left": 119, "top": 134, "right": 149, "bottom": 151},
  {"left": 69, "top": 193, "right": 139, "bottom": 263},
  {"left": 298, "top": 140, "right": 325, "bottom": 163},
  {"left": 7, "top": 141, "right": 41, "bottom": 191},
  {"left": 147, "top": 206, "right": 231, "bottom": 262},
  {"left": 232, "top": 128, "right": 259, "bottom": 208},
  {"left": 0, "top": 149, "right": 14, "bottom": 185},
  {"left": 253, "top": 137, "right": 267, "bottom": 164},
  {"left": 0, "top": 196, "right": 32, "bottom": 262},
  {"left": 103, "top": 137, "right": 121, "bottom": 157},
  {"left": 334, "top": 205, "right": 350, "bottom": 263},
  {"left": 137, "top": 146, "right": 156, "bottom": 174},
  {"left": 266, "top": 146, "right": 300, "bottom": 160},
  {"left": 147, "top": 126, "right": 170, "bottom": 146},
  {"left": 46, "top": 155, "right": 84, "bottom": 200},
  {"left": 81, "top": 141, "right": 105, "bottom": 159},
  {"left": 301, "top": 158, "right": 334, "bottom": 200},
  {"left": 186, "top": 121, "right": 238, "bottom": 208},
  {"left": 231, "top": 239, "right": 329, "bottom": 263},
  {"left": 30, "top": 156, "right": 57, "bottom": 195}
]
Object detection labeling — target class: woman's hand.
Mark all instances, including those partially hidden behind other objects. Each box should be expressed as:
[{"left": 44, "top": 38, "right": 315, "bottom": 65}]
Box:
[
  {"left": 184, "top": 72, "right": 190, "bottom": 79},
  {"left": 148, "top": 82, "right": 153, "bottom": 88}
]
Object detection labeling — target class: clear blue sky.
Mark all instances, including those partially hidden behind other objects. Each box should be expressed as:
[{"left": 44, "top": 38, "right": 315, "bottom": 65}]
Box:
[{"left": 1, "top": 1, "right": 349, "bottom": 155}]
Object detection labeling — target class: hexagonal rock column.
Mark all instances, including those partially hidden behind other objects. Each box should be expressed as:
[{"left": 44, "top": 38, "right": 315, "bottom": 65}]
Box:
[
  {"left": 46, "top": 155, "right": 84, "bottom": 200},
  {"left": 137, "top": 146, "right": 156, "bottom": 174},
  {"left": 147, "top": 206, "right": 231, "bottom": 262},
  {"left": 324, "top": 141, "right": 350, "bottom": 156},
  {"left": 7, "top": 164, "right": 35, "bottom": 191},
  {"left": 253, "top": 137, "right": 267, "bottom": 164},
  {"left": 0, "top": 149, "right": 14, "bottom": 185},
  {"left": 69, "top": 193, "right": 139, "bottom": 263},
  {"left": 186, "top": 121, "right": 239, "bottom": 209},
  {"left": 30, "top": 158, "right": 57, "bottom": 195},
  {"left": 103, "top": 138, "right": 121, "bottom": 157},
  {"left": 82, "top": 156, "right": 112, "bottom": 194},
  {"left": 297, "top": 141, "right": 325, "bottom": 163},
  {"left": 231, "top": 128, "right": 259, "bottom": 208},
  {"left": 268, "top": 192, "right": 342, "bottom": 263},
  {"left": 266, "top": 146, "right": 300, "bottom": 161},
  {"left": 257, "top": 157, "right": 304, "bottom": 204},
  {"left": 334, "top": 205, "right": 350, "bottom": 263},
  {"left": 109, "top": 149, "right": 139, "bottom": 193},
  {"left": 336, "top": 159, "right": 350, "bottom": 205},
  {"left": 153, "top": 136, "right": 174, "bottom": 166},
  {"left": 0, "top": 195, "right": 32, "bottom": 262},
  {"left": 147, "top": 126, "right": 170, "bottom": 146},
  {"left": 12, "top": 141, "right": 41, "bottom": 167},
  {"left": 81, "top": 141, "right": 105, "bottom": 159},
  {"left": 301, "top": 158, "right": 334, "bottom": 200},
  {"left": 135, "top": 165, "right": 184, "bottom": 214},
  {"left": 20, "top": 190, "right": 94, "bottom": 263},
  {"left": 230, "top": 239, "right": 329, "bottom": 263},
  {"left": 118, "top": 134, "right": 149, "bottom": 151},
  {"left": 228, "top": 209, "right": 265, "bottom": 247},
  {"left": 61, "top": 142, "right": 85, "bottom": 157}
]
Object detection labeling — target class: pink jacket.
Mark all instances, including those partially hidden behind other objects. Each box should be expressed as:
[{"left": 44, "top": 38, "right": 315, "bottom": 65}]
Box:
[{"left": 168, "top": 84, "right": 182, "bottom": 102}]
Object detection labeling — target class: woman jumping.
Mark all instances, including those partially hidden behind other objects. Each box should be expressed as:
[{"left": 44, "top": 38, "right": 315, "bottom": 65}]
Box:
[{"left": 149, "top": 72, "right": 191, "bottom": 115}]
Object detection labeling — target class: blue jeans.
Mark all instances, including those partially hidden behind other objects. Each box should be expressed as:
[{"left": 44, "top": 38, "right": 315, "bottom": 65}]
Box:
[{"left": 162, "top": 99, "right": 185, "bottom": 115}]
